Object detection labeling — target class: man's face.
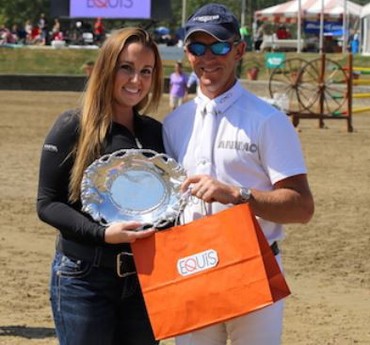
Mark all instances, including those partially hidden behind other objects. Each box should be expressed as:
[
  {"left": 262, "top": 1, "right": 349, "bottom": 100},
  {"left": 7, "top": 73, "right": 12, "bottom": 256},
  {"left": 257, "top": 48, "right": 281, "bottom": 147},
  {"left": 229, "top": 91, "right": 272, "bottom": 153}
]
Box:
[{"left": 185, "top": 32, "right": 245, "bottom": 99}]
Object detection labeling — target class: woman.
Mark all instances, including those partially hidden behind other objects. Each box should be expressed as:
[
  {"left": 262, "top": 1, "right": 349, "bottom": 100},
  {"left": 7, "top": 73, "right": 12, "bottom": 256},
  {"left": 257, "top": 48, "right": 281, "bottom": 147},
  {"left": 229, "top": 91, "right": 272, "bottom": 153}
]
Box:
[
  {"left": 37, "top": 27, "right": 163, "bottom": 345},
  {"left": 169, "top": 60, "right": 188, "bottom": 110}
]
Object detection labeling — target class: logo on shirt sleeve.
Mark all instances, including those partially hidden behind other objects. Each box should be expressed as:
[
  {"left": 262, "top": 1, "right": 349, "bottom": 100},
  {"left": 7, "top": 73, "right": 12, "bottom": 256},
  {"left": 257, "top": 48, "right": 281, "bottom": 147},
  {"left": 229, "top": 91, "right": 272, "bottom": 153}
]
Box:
[{"left": 43, "top": 144, "right": 58, "bottom": 152}]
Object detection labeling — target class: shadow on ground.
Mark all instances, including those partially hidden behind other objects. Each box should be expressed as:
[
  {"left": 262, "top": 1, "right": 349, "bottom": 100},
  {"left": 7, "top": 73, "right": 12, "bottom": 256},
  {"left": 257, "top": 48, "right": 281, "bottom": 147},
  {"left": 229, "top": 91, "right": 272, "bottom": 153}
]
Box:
[{"left": 0, "top": 326, "right": 55, "bottom": 339}]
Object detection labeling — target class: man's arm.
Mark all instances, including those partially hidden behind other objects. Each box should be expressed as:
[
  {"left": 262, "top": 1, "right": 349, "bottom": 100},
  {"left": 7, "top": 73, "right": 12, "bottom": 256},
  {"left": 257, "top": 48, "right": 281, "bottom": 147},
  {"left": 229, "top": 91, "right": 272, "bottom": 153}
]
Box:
[{"left": 181, "top": 174, "right": 314, "bottom": 224}]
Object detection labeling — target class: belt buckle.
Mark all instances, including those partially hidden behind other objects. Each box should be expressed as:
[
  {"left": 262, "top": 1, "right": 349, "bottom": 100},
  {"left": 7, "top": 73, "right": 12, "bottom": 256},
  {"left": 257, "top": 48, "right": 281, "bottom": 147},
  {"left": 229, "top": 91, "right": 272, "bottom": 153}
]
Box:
[{"left": 116, "top": 252, "right": 136, "bottom": 278}]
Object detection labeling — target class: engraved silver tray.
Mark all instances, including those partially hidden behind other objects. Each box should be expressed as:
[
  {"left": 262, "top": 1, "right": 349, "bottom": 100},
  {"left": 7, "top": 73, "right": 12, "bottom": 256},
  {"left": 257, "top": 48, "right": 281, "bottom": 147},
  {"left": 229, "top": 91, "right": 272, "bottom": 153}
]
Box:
[{"left": 81, "top": 149, "right": 187, "bottom": 228}]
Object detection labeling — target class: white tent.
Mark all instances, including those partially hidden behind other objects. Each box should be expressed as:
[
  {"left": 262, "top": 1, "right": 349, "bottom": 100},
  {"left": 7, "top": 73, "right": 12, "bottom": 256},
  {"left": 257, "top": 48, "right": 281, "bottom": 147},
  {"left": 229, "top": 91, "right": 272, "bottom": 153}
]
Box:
[
  {"left": 255, "top": 0, "right": 363, "bottom": 53},
  {"left": 255, "top": 0, "right": 363, "bottom": 22},
  {"left": 361, "top": 3, "right": 370, "bottom": 54}
]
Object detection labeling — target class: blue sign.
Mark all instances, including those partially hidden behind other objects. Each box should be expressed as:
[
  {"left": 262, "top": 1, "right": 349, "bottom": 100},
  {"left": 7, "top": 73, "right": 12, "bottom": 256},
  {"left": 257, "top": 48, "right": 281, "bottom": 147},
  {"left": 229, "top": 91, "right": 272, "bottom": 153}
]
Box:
[
  {"left": 304, "top": 20, "right": 343, "bottom": 36},
  {"left": 70, "top": 0, "right": 151, "bottom": 19}
]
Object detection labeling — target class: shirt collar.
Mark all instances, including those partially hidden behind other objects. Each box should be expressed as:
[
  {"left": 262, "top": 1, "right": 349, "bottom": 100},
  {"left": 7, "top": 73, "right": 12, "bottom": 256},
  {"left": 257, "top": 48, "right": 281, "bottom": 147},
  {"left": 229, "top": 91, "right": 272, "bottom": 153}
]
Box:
[{"left": 195, "top": 81, "right": 244, "bottom": 115}]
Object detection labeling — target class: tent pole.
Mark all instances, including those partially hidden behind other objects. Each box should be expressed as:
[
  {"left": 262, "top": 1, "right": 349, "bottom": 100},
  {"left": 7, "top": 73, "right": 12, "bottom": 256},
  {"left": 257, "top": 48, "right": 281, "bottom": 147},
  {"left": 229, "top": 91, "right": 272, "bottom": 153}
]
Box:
[
  {"left": 182, "top": 0, "right": 187, "bottom": 28},
  {"left": 297, "top": 0, "right": 302, "bottom": 53},
  {"left": 241, "top": 0, "right": 246, "bottom": 27},
  {"left": 342, "top": 0, "right": 348, "bottom": 53},
  {"left": 319, "top": 0, "right": 324, "bottom": 53}
]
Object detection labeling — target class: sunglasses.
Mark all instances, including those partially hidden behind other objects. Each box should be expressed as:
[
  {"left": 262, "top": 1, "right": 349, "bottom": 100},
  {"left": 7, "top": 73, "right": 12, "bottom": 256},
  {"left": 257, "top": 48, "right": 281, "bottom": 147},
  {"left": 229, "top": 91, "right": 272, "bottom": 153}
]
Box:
[{"left": 186, "top": 41, "right": 239, "bottom": 57}]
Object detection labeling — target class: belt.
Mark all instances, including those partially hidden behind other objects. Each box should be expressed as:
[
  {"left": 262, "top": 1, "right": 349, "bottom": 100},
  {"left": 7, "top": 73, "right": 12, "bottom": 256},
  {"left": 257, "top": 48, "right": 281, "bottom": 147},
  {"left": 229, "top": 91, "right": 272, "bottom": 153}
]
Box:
[
  {"left": 270, "top": 241, "right": 280, "bottom": 256},
  {"left": 56, "top": 236, "right": 136, "bottom": 277},
  {"left": 56, "top": 237, "right": 279, "bottom": 278}
]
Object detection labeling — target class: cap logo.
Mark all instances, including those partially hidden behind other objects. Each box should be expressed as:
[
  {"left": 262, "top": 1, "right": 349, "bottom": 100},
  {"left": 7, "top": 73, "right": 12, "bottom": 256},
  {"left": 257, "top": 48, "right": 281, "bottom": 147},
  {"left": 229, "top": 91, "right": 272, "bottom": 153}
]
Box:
[{"left": 193, "top": 14, "right": 220, "bottom": 23}]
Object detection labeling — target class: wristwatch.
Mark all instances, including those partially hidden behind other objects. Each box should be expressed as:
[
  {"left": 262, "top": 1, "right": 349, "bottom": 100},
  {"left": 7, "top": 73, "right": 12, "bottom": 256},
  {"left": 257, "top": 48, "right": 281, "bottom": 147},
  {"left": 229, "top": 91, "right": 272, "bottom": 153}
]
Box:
[{"left": 239, "top": 187, "right": 252, "bottom": 203}]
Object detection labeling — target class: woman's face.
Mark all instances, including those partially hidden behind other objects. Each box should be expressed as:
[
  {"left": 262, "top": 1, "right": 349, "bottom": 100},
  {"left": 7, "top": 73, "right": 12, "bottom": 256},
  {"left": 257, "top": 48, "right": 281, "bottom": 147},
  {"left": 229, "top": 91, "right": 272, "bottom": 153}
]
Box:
[{"left": 113, "top": 42, "right": 155, "bottom": 113}]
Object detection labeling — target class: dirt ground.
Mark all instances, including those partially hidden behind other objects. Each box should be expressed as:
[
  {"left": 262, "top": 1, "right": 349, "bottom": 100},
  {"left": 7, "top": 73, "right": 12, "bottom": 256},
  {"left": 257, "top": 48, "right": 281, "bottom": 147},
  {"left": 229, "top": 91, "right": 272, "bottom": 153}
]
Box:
[{"left": 1, "top": 89, "right": 369, "bottom": 345}]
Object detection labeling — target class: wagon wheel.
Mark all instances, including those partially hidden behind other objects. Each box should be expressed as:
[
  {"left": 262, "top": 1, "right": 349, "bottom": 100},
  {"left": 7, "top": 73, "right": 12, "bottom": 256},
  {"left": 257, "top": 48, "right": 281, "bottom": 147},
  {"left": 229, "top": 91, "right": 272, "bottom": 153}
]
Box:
[
  {"left": 296, "top": 57, "right": 349, "bottom": 115},
  {"left": 268, "top": 58, "right": 308, "bottom": 113}
]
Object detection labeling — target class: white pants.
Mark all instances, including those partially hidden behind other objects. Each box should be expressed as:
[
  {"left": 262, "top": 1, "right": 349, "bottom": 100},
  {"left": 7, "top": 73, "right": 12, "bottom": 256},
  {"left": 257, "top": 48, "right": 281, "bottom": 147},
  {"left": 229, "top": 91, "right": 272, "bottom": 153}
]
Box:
[
  {"left": 169, "top": 95, "right": 184, "bottom": 109},
  {"left": 176, "top": 255, "right": 284, "bottom": 345}
]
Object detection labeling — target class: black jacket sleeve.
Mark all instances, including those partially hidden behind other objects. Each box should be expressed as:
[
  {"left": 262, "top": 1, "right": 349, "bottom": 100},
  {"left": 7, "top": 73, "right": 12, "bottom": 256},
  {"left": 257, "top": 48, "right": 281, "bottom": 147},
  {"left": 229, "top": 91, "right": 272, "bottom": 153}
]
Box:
[{"left": 36, "top": 110, "right": 106, "bottom": 245}]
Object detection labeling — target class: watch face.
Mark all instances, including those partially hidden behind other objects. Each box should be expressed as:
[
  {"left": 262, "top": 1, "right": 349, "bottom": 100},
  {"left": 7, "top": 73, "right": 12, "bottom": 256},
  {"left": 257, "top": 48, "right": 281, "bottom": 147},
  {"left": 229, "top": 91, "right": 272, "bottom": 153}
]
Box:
[{"left": 240, "top": 188, "right": 251, "bottom": 202}]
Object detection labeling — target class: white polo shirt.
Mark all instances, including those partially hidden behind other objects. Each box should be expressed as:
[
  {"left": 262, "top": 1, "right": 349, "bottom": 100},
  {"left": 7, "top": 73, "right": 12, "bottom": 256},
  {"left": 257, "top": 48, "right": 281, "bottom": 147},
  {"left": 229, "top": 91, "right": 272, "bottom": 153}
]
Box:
[{"left": 163, "top": 81, "right": 307, "bottom": 243}]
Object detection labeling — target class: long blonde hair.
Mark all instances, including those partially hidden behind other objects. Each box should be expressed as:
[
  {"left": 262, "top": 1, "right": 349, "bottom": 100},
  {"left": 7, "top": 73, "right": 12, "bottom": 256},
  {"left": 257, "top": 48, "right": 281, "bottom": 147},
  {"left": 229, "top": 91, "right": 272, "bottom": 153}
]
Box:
[{"left": 69, "top": 27, "right": 163, "bottom": 202}]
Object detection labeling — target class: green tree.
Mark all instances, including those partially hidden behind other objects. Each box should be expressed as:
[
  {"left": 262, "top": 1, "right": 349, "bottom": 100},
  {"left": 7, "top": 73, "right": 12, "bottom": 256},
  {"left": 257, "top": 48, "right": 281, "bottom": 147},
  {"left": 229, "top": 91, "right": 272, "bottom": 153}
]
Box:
[
  {"left": 0, "top": 0, "right": 49, "bottom": 27},
  {"left": 171, "top": 0, "right": 248, "bottom": 27}
]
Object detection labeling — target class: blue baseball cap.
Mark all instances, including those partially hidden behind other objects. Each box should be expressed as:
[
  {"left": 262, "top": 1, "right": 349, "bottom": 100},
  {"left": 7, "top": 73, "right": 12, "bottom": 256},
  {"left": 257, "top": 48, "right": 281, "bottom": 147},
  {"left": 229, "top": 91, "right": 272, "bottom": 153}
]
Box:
[{"left": 184, "top": 3, "right": 241, "bottom": 42}]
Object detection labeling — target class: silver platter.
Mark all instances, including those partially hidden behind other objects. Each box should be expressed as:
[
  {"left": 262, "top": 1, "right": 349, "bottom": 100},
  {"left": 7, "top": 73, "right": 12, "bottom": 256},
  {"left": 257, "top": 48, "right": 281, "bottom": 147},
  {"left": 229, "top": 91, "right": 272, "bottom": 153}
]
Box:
[{"left": 81, "top": 149, "right": 187, "bottom": 229}]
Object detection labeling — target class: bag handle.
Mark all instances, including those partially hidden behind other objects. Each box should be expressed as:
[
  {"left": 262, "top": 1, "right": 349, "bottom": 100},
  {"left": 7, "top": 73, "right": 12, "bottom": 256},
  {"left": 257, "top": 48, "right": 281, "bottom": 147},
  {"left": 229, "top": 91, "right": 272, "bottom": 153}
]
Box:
[{"left": 176, "top": 194, "right": 209, "bottom": 226}]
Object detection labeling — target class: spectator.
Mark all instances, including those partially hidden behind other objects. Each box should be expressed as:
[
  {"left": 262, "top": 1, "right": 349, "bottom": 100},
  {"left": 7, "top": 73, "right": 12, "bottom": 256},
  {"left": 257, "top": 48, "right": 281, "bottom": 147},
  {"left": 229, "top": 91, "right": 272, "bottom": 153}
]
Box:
[
  {"left": 38, "top": 13, "right": 49, "bottom": 45},
  {"left": 81, "top": 60, "right": 95, "bottom": 77},
  {"left": 10, "top": 24, "right": 20, "bottom": 44},
  {"left": 254, "top": 23, "right": 266, "bottom": 51},
  {"left": 276, "top": 25, "right": 291, "bottom": 39},
  {"left": 169, "top": 61, "right": 188, "bottom": 110},
  {"left": 30, "top": 25, "right": 41, "bottom": 45},
  {"left": 186, "top": 71, "right": 199, "bottom": 94},
  {"left": 240, "top": 25, "right": 252, "bottom": 51},
  {"left": 15, "top": 24, "right": 27, "bottom": 44},
  {"left": 52, "top": 18, "right": 61, "bottom": 40},
  {"left": 0, "top": 25, "right": 16, "bottom": 45},
  {"left": 24, "top": 20, "right": 33, "bottom": 44},
  {"left": 93, "top": 17, "right": 105, "bottom": 45},
  {"left": 350, "top": 30, "right": 360, "bottom": 54}
]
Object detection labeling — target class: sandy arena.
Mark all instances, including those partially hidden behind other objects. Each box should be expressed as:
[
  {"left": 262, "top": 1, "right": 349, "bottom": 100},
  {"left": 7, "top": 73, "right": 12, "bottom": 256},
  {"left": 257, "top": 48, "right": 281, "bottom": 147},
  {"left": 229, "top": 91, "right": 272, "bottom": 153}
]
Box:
[{"left": 0, "top": 89, "right": 369, "bottom": 344}]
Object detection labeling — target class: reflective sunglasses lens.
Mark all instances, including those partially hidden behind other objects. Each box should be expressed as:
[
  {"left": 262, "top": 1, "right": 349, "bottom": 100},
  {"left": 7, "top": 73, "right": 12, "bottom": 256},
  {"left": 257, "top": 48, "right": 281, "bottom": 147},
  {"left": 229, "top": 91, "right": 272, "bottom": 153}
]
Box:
[
  {"left": 211, "top": 42, "right": 232, "bottom": 55},
  {"left": 188, "top": 43, "right": 206, "bottom": 56}
]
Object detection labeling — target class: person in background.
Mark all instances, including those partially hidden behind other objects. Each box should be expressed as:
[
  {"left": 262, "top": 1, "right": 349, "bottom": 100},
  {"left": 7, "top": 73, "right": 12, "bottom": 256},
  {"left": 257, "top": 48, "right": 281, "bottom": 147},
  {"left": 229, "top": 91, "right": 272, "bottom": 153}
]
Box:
[
  {"left": 239, "top": 25, "right": 252, "bottom": 51},
  {"left": 37, "top": 27, "right": 164, "bottom": 345},
  {"left": 51, "top": 18, "right": 61, "bottom": 40},
  {"left": 81, "top": 60, "right": 95, "bottom": 77},
  {"left": 186, "top": 70, "right": 199, "bottom": 94},
  {"left": 163, "top": 3, "right": 314, "bottom": 345},
  {"left": 24, "top": 20, "right": 33, "bottom": 44},
  {"left": 94, "top": 17, "right": 105, "bottom": 45},
  {"left": 10, "top": 24, "right": 20, "bottom": 44},
  {"left": 38, "top": 13, "right": 48, "bottom": 45},
  {"left": 169, "top": 60, "right": 188, "bottom": 110},
  {"left": 350, "top": 30, "right": 360, "bottom": 54},
  {"left": 276, "top": 24, "right": 291, "bottom": 40},
  {"left": 0, "top": 24, "right": 16, "bottom": 45},
  {"left": 254, "top": 23, "right": 266, "bottom": 51}
]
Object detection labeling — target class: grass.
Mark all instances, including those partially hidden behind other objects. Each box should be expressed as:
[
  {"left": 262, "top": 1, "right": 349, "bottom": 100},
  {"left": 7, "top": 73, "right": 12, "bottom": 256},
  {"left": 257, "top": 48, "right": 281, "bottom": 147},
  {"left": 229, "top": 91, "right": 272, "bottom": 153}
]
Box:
[
  {"left": 2, "top": 45, "right": 370, "bottom": 79},
  {"left": 0, "top": 46, "right": 99, "bottom": 75}
]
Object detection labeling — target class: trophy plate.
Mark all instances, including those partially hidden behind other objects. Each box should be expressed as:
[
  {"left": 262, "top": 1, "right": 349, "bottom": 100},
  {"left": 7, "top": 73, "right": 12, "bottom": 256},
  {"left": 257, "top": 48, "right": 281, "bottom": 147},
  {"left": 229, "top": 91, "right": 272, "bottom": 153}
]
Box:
[{"left": 81, "top": 149, "right": 187, "bottom": 229}]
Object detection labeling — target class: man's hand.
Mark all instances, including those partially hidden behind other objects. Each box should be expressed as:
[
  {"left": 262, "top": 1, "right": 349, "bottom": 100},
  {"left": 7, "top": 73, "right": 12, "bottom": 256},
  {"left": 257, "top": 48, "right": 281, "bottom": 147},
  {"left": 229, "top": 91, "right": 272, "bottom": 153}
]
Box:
[{"left": 182, "top": 174, "right": 240, "bottom": 205}]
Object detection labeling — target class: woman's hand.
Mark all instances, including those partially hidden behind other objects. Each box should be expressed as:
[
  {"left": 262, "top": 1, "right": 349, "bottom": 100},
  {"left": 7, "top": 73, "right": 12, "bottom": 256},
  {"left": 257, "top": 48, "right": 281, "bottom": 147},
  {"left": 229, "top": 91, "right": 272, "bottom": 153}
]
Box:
[{"left": 104, "top": 221, "right": 155, "bottom": 244}]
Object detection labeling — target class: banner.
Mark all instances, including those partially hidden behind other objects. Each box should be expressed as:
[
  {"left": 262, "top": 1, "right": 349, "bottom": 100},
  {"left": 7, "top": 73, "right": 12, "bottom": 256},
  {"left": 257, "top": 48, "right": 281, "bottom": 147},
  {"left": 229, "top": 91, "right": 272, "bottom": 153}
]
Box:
[
  {"left": 304, "top": 20, "right": 344, "bottom": 36},
  {"left": 70, "top": 0, "right": 151, "bottom": 19}
]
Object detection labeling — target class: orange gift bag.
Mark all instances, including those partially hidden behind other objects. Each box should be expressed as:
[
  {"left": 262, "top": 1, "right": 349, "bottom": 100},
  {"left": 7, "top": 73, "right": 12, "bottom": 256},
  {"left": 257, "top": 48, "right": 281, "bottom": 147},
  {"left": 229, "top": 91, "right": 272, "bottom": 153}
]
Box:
[{"left": 131, "top": 204, "right": 290, "bottom": 340}]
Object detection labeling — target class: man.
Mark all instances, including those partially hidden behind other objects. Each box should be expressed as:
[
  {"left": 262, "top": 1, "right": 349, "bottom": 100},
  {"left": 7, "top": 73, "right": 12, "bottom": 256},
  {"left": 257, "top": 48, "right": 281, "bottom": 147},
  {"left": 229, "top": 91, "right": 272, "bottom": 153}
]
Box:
[
  {"left": 163, "top": 3, "right": 314, "bottom": 345},
  {"left": 186, "top": 70, "right": 199, "bottom": 94}
]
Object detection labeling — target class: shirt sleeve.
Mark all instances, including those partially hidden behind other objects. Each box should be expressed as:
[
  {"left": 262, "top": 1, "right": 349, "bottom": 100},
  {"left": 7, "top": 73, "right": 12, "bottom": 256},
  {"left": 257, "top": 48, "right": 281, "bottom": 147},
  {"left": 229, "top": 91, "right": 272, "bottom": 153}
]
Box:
[
  {"left": 36, "top": 110, "right": 106, "bottom": 245},
  {"left": 259, "top": 110, "right": 307, "bottom": 184}
]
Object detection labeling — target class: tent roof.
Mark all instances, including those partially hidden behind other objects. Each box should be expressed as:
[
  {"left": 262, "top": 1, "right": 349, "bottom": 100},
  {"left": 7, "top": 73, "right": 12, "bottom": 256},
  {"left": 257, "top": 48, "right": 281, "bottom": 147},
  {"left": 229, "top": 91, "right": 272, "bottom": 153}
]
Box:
[
  {"left": 362, "top": 3, "right": 370, "bottom": 18},
  {"left": 255, "top": 0, "right": 363, "bottom": 23}
]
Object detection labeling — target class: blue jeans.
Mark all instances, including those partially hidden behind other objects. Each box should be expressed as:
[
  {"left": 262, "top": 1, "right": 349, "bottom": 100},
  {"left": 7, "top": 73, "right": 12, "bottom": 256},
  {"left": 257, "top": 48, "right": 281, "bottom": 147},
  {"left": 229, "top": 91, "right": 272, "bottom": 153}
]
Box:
[{"left": 50, "top": 252, "right": 159, "bottom": 345}]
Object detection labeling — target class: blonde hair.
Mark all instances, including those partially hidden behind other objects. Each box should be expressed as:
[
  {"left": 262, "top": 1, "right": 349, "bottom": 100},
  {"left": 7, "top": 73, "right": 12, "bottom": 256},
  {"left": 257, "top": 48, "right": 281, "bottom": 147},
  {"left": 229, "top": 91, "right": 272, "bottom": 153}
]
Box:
[{"left": 69, "top": 27, "right": 163, "bottom": 202}]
